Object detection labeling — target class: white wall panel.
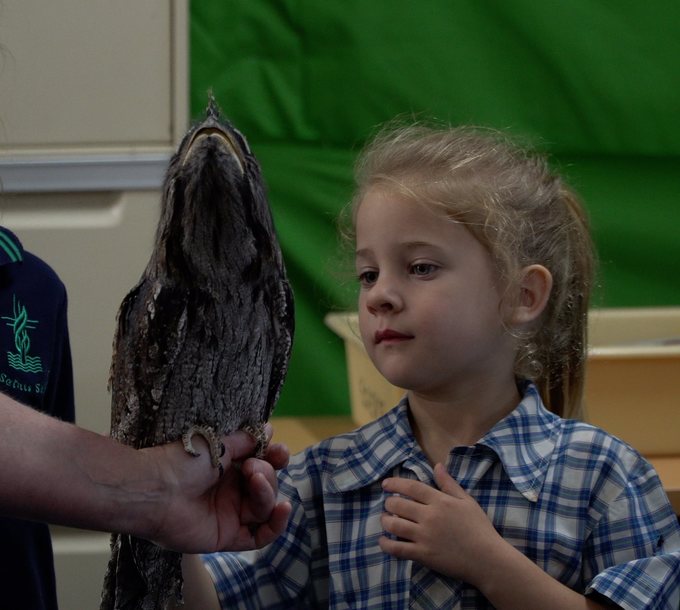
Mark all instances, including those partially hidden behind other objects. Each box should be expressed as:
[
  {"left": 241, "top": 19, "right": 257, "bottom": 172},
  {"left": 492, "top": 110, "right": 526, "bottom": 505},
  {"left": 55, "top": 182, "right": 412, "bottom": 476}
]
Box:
[
  {"left": 0, "top": 0, "right": 184, "bottom": 150},
  {"left": 1, "top": 190, "right": 160, "bottom": 434}
]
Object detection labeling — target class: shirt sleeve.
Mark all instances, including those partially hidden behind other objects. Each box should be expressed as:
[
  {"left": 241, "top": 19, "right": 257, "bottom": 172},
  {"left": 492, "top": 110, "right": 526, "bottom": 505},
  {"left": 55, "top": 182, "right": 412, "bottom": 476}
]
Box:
[
  {"left": 584, "top": 455, "right": 680, "bottom": 610},
  {"left": 42, "top": 287, "right": 75, "bottom": 423},
  {"left": 202, "top": 471, "right": 316, "bottom": 609}
]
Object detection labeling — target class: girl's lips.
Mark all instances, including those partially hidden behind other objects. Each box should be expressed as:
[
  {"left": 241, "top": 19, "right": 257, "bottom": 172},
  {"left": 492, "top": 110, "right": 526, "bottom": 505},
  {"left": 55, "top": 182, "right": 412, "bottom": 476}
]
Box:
[{"left": 375, "top": 329, "right": 413, "bottom": 344}]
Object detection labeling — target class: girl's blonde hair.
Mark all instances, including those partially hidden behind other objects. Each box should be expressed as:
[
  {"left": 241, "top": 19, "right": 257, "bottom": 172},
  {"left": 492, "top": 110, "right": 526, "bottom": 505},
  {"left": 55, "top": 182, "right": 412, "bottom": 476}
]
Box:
[{"left": 347, "top": 122, "right": 595, "bottom": 419}]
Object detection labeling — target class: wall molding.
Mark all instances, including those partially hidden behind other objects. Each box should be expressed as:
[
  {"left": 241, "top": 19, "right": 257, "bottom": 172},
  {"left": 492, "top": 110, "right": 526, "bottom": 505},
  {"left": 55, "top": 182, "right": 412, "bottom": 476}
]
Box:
[{"left": 0, "top": 152, "right": 172, "bottom": 193}]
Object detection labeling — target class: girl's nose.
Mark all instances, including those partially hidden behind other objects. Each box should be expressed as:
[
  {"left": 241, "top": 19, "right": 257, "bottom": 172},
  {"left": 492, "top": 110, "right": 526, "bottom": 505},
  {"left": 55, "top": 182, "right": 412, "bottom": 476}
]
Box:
[{"left": 365, "top": 277, "right": 404, "bottom": 315}]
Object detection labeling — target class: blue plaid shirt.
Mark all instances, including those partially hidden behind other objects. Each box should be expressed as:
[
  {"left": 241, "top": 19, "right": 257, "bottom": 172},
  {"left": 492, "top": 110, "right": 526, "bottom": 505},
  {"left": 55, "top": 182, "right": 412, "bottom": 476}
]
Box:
[{"left": 204, "top": 384, "right": 680, "bottom": 609}]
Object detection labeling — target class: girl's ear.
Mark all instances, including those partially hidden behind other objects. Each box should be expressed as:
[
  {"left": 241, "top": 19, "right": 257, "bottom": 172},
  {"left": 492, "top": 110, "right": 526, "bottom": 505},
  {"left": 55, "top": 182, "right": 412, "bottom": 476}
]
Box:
[{"left": 510, "top": 264, "right": 553, "bottom": 325}]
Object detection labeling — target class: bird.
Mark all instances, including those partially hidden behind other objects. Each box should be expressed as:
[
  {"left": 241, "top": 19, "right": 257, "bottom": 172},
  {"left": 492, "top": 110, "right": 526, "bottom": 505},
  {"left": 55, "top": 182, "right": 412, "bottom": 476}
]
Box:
[{"left": 99, "top": 98, "right": 295, "bottom": 610}]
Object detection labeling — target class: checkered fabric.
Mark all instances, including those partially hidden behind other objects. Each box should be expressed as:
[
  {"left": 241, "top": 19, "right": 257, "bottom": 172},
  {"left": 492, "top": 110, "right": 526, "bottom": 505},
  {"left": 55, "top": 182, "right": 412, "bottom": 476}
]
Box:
[{"left": 204, "top": 383, "right": 680, "bottom": 609}]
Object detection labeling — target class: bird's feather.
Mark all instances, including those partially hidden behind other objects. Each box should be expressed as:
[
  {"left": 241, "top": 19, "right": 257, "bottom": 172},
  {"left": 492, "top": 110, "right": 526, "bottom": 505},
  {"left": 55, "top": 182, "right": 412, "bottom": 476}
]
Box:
[{"left": 100, "top": 99, "right": 294, "bottom": 610}]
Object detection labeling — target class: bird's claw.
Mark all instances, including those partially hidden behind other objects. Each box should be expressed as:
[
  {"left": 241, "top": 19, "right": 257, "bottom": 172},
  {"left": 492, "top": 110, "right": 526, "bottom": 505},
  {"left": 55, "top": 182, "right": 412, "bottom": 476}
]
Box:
[
  {"left": 241, "top": 423, "right": 268, "bottom": 458},
  {"left": 182, "top": 425, "right": 225, "bottom": 476}
]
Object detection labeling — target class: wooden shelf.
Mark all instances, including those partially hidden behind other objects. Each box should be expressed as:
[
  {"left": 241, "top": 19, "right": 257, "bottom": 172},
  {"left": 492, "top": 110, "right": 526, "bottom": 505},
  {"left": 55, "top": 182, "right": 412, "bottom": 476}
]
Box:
[
  {"left": 270, "top": 416, "right": 355, "bottom": 454},
  {"left": 648, "top": 456, "right": 680, "bottom": 514}
]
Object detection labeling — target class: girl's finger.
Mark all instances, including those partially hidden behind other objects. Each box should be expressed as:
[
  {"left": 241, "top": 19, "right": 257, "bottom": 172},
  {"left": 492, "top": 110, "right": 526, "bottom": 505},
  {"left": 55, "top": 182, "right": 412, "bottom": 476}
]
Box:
[
  {"left": 433, "top": 463, "right": 466, "bottom": 498},
  {"left": 382, "top": 477, "right": 439, "bottom": 503},
  {"left": 378, "top": 535, "right": 417, "bottom": 561},
  {"left": 381, "top": 512, "right": 419, "bottom": 541},
  {"left": 384, "top": 495, "right": 425, "bottom": 522}
]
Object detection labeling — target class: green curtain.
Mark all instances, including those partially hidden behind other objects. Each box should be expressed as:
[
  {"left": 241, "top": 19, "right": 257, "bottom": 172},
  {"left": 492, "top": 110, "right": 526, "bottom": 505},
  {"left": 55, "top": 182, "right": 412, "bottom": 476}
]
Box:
[{"left": 190, "top": 1, "right": 680, "bottom": 416}]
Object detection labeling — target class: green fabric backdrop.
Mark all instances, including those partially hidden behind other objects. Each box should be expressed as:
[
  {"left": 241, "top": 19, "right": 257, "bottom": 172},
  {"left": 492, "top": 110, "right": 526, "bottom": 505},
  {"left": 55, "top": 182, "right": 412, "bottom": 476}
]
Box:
[{"left": 190, "top": 1, "right": 680, "bottom": 416}]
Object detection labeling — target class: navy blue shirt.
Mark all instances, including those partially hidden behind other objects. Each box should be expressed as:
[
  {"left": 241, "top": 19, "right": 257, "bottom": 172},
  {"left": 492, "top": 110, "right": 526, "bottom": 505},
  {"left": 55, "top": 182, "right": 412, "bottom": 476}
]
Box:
[{"left": 0, "top": 227, "right": 75, "bottom": 610}]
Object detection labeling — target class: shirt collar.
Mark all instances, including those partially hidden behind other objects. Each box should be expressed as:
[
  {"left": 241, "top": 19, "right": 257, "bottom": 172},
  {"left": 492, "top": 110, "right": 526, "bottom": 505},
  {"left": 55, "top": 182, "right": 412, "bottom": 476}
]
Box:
[
  {"left": 326, "top": 399, "right": 417, "bottom": 493},
  {"left": 477, "top": 383, "right": 562, "bottom": 502},
  {"left": 327, "top": 383, "right": 562, "bottom": 503},
  {"left": 0, "top": 227, "right": 25, "bottom": 266}
]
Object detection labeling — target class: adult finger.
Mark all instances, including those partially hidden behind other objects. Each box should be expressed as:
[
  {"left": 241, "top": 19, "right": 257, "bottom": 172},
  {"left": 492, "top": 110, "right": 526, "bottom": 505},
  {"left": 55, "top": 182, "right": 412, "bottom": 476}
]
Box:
[
  {"left": 242, "top": 470, "right": 278, "bottom": 522},
  {"left": 262, "top": 441, "right": 290, "bottom": 470},
  {"left": 221, "top": 430, "right": 259, "bottom": 463},
  {"left": 252, "top": 501, "right": 292, "bottom": 547},
  {"left": 242, "top": 455, "right": 279, "bottom": 484},
  {"left": 223, "top": 501, "right": 292, "bottom": 552}
]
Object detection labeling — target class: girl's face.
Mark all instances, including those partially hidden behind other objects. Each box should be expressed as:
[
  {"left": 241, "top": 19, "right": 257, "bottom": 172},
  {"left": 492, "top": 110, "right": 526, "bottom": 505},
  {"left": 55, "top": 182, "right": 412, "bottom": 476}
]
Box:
[{"left": 355, "top": 187, "right": 517, "bottom": 400}]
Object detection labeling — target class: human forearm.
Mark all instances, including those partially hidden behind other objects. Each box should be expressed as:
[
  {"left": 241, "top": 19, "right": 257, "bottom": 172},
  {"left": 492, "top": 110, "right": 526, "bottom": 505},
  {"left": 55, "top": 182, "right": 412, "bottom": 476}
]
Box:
[
  {"left": 1, "top": 393, "right": 165, "bottom": 537},
  {"left": 467, "top": 537, "right": 610, "bottom": 610},
  {"left": 1, "top": 391, "right": 291, "bottom": 552},
  {"left": 170, "top": 554, "right": 221, "bottom": 610}
]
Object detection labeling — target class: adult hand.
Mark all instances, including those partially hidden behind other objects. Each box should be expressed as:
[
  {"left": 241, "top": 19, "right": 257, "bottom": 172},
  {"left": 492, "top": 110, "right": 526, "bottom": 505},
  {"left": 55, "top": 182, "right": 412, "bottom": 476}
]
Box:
[
  {"left": 143, "top": 424, "right": 292, "bottom": 553},
  {"left": 379, "top": 462, "right": 505, "bottom": 584}
]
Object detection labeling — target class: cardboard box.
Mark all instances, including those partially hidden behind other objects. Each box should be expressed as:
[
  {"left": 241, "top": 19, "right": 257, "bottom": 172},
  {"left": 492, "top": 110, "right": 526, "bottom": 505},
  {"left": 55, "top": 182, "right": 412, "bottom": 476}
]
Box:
[
  {"left": 585, "top": 308, "right": 680, "bottom": 456},
  {"left": 325, "top": 313, "right": 405, "bottom": 426},
  {"left": 325, "top": 308, "right": 680, "bottom": 456}
]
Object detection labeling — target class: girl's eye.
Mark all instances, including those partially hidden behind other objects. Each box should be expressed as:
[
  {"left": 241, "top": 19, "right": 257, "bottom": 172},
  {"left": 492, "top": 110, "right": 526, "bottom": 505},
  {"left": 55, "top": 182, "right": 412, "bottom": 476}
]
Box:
[
  {"left": 411, "top": 263, "right": 437, "bottom": 276},
  {"left": 358, "top": 270, "right": 378, "bottom": 286}
]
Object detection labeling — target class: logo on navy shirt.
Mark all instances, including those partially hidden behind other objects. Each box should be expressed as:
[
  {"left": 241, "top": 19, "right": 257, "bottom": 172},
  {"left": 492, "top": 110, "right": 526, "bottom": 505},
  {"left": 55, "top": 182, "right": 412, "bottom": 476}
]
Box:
[{"left": 1, "top": 294, "right": 43, "bottom": 374}]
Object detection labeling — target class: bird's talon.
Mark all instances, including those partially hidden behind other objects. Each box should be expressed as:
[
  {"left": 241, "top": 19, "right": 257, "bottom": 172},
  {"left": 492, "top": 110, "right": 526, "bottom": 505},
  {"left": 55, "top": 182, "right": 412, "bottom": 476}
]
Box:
[
  {"left": 182, "top": 425, "right": 222, "bottom": 468},
  {"left": 241, "top": 423, "right": 267, "bottom": 458}
]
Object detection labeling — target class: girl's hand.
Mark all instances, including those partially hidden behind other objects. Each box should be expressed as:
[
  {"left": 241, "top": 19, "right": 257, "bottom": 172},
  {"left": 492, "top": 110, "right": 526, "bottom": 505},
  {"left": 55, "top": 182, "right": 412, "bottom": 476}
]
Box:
[{"left": 379, "top": 462, "right": 507, "bottom": 585}]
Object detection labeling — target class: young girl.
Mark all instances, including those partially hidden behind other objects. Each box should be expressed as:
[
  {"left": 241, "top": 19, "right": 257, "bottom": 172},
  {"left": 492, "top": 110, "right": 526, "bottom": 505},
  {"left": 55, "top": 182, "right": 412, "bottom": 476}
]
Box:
[{"left": 180, "top": 123, "right": 680, "bottom": 609}]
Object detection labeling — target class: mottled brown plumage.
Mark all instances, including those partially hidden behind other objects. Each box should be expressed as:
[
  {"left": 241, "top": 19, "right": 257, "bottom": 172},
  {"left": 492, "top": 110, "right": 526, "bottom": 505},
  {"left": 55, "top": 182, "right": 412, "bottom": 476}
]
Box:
[{"left": 100, "top": 99, "right": 294, "bottom": 610}]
